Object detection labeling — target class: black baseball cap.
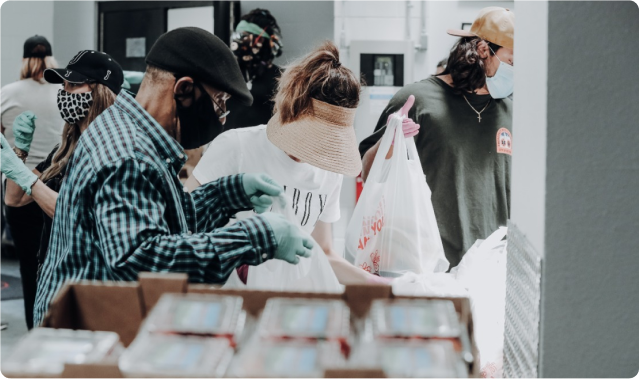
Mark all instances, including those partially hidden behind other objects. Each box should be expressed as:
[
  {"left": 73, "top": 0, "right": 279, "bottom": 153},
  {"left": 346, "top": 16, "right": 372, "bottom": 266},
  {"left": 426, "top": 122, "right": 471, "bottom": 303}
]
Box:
[
  {"left": 23, "top": 35, "right": 52, "bottom": 58},
  {"left": 44, "top": 50, "right": 124, "bottom": 95},
  {"left": 146, "top": 27, "right": 253, "bottom": 106}
]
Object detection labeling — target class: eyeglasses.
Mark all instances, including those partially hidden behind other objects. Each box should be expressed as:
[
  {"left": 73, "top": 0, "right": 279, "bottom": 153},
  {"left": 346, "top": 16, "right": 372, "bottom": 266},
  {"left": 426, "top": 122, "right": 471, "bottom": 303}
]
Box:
[
  {"left": 210, "top": 92, "right": 231, "bottom": 119},
  {"left": 212, "top": 98, "right": 230, "bottom": 119}
]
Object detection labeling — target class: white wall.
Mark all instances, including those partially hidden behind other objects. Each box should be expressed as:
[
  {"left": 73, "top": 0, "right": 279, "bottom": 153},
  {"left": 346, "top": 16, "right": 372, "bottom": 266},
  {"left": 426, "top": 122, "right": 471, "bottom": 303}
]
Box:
[
  {"left": 538, "top": 2, "right": 638, "bottom": 376},
  {"left": 335, "top": 0, "right": 514, "bottom": 83},
  {"left": 168, "top": 6, "right": 215, "bottom": 33},
  {"left": 509, "top": 1, "right": 546, "bottom": 255},
  {"left": 0, "top": 1, "right": 54, "bottom": 87},
  {"left": 52, "top": 1, "right": 97, "bottom": 66}
]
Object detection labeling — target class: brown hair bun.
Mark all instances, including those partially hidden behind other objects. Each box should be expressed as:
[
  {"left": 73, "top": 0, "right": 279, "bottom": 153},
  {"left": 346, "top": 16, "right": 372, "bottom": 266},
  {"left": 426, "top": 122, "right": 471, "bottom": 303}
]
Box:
[{"left": 273, "top": 41, "right": 361, "bottom": 124}]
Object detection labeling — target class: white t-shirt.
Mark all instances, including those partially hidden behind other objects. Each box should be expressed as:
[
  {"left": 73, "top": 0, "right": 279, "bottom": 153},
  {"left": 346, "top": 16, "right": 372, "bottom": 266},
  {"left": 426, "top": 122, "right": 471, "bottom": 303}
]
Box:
[
  {"left": 193, "top": 125, "right": 343, "bottom": 233},
  {"left": 1, "top": 79, "right": 63, "bottom": 169}
]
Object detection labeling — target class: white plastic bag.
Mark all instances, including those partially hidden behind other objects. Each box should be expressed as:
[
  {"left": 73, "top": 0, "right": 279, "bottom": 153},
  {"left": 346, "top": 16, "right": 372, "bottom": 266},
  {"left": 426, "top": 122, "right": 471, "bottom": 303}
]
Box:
[
  {"left": 452, "top": 227, "right": 508, "bottom": 378},
  {"left": 345, "top": 114, "right": 449, "bottom": 277},
  {"left": 244, "top": 196, "right": 342, "bottom": 293},
  {"left": 391, "top": 272, "right": 468, "bottom": 298}
]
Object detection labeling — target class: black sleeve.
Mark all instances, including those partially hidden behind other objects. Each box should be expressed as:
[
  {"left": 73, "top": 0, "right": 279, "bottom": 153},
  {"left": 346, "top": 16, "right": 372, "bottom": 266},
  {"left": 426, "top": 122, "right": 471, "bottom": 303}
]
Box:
[
  {"left": 358, "top": 88, "right": 417, "bottom": 158},
  {"left": 358, "top": 127, "right": 386, "bottom": 158},
  {"left": 35, "top": 145, "right": 60, "bottom": 173}
]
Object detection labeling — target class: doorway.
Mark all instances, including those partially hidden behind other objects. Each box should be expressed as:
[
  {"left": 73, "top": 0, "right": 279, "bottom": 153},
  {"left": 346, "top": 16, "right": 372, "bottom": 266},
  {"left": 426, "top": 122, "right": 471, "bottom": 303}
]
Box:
[{"left": 98, "top": 1, "right": 240, "bottom": 72}]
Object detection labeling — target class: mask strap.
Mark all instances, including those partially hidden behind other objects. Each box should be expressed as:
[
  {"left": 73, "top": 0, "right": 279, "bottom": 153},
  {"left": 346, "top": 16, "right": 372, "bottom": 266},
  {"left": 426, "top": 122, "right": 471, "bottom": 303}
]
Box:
[
  {"left": 194, "top": 81, "right": 230, "bottom": 120},
  {"left": 211, "top": 96, "right": 230, "bottom": 119},
  {"left": 487, "top": 44, "right": 503, "bottom": 64}
]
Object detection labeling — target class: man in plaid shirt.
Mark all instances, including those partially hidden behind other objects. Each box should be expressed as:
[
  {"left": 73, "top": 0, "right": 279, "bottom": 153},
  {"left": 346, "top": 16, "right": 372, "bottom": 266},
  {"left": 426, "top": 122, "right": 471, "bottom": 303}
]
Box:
[{"left": 33, "top": 28, "right": 313, "bottom": 325}]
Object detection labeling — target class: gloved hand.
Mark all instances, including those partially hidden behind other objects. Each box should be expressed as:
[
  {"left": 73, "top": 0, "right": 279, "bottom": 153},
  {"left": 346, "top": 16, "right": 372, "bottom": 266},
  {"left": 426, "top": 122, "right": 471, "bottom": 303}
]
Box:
[
  {"left": 123, "top": 71, "right": 145, "bottom": 85},
  {"left": 387, "top": 95, "right": 420, "bottom": 143},
  {"left": 12, "top": 111, "right": 37, "bottom": 153},
  {"left": 242, "top": 173, "right": 284, "bottom": 213},
  {"left": 259, "top": 212, "right": 314, "bottom": 264},
  {"left": 1, "top": 134, "right": 38, "bottom": 195}
]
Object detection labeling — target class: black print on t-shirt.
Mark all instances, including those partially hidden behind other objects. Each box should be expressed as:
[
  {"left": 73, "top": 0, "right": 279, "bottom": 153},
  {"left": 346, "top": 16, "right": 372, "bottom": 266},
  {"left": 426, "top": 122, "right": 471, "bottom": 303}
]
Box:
[{"left": 283, "top": 185, "right": 329, "bottom": 227}]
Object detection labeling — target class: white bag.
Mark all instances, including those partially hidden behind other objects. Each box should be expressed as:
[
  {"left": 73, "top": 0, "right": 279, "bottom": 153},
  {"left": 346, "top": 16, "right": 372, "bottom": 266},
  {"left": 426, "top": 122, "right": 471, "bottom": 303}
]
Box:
[
  {"left": 391, "top": 272, "right": 468, "bottom": 298},
  {"left": 345, "top": 114, "right": 449, "bottom": 277},
  {"left": 452, "top": 227, "right": 508, "bottom": 378},
  {"left": 244, "top": 196, "right": 342, "bottom": 293}
]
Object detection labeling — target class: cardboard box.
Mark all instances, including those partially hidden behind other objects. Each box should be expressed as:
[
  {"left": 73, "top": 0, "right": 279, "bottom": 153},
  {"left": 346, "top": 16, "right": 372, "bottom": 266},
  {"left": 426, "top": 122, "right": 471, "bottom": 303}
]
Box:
[{"left": 41, "top": 272, "right": 479, "bottom": 378}]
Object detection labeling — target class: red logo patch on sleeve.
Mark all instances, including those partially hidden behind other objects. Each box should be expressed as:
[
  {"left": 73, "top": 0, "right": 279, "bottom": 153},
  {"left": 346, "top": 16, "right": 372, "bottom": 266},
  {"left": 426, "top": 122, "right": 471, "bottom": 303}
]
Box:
[{"left": 496, "top": 128, "right": 512, "bottom": 155}]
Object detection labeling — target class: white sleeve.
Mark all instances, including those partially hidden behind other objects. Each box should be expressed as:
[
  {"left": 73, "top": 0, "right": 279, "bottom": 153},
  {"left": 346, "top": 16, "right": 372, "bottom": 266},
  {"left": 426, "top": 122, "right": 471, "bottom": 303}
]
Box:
[
  {"left": 0, "top": 87, "right": 11, "bottom": 121},
  {"left": 318, "top": 175, "right": 343, "bottom": 223},
  {"left": 191, "top": 130, "right": 242, "bottom": 185}
]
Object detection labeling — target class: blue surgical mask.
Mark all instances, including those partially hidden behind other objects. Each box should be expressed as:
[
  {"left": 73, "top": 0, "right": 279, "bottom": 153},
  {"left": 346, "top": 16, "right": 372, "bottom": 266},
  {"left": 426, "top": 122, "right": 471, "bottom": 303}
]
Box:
[{"left": 486, "top": 48, "right": 514, "bottom": 99}]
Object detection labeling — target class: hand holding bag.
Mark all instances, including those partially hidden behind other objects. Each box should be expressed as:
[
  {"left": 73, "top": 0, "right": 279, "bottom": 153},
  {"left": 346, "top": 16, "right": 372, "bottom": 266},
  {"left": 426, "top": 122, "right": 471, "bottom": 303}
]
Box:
[
  {"left": 345, "top": 108, "right": 449, "bottom": 277},
  {"left": 246, "top": 195, "right": 343, "bottom": 292}
]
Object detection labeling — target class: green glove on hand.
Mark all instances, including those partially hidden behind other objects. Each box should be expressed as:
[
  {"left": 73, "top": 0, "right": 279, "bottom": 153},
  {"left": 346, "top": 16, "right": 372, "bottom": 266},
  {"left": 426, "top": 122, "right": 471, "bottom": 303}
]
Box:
[
  {"left": 1, "top": 134, "right": 37, "bottom": 195},
  {"left": 12, "top": 111, "right": 37, "bottom": 153},
  {"left": 123, "top": 71, "right": 145, "bottom": 85},
  {"left": 259, "top": 213, "right": 314, "bottom": 264},
  {"left": 242, "top": 173, "right": 284, "bottom": 213}
]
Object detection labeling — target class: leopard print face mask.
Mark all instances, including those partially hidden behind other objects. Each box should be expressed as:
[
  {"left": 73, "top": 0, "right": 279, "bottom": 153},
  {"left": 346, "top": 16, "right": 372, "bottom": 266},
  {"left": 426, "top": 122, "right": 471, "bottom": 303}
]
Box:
[{"left": 57, "top": 89, "right": 93, "bottom": 125}]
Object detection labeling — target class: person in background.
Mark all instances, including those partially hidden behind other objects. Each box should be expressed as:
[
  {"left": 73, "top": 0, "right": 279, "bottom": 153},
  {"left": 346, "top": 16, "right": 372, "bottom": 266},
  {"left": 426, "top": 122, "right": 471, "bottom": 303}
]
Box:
[
  {"left": 178, "top": 9, "right": 284, "bottom": 185},
  {"left": 178, "top": 9, "right": 282, "bottom": 188},
  {"left": 359, "top": 7, "right": 514, "bottom": 269},
  {"left": 435, "top": 58, "right": 447, "bottom": 75},
  {"left": 187, "top": 41, "right": 386, "bottom": 286},
  {"left": 33, "top": 27, "right": 313, "bottom": 326},
  {"left": 0, "top": 35, "right": 62, "bottom": 329},
  {"left": 3, "top": 51, "right": 124, "bottom": 292},
  {"left": 225, "top": 8, "right": 283, "bottom": 131}
]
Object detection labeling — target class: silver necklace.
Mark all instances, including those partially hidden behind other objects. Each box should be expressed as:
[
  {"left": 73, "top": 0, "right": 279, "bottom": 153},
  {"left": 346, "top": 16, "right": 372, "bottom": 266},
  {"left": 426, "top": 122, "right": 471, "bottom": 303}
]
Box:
[{"left": 463, "top": 95, "right": 491, "bottom": 123}]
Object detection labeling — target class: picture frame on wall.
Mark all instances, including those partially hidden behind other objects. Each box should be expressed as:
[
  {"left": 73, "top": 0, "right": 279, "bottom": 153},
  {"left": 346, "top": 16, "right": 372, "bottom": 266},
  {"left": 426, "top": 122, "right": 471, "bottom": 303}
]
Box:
[{"left": 461, "top": 22, "right": 472, "bottom": 31}]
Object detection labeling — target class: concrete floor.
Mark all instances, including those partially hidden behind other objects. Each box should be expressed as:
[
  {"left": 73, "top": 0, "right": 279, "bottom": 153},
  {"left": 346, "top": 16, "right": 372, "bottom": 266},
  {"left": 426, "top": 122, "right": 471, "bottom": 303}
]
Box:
[{"left": 0, "top": 256, "right": 29, "bottom": 368}]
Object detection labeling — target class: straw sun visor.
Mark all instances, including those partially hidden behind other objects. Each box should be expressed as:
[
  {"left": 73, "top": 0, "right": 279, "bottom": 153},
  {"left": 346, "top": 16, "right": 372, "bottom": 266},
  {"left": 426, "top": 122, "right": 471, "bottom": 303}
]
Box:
[{"left": 266, "top": 99, "right": 362, "bottom": 177}]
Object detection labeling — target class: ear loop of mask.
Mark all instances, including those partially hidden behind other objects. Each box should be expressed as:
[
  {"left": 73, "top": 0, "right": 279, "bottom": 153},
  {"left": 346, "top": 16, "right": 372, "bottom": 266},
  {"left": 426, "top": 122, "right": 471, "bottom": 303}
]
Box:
[
  {"left": 202, "top": 83, "right": 230, "bottom": 119},
  {"left": 488, "top": 45, "right": 512, "bottom": 66},
  {"left": 213, "top": 98, "right": 230, "bottom": 119}
]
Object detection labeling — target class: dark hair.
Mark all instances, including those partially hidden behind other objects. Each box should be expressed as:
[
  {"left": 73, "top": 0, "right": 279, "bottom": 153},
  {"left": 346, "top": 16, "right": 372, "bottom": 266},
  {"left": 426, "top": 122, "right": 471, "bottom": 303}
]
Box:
[
  {"left": 21, "top": 44, "right": 58, "bottom": 81},
  {"left": 273, "top": 41, "right": 362, "bottom": 124},
  {"left": 241, "top": 8, "right": 281, "bottom": 37},
  {"left": 437, "top": 58, "right": 448, "bottom": 69},
  {"left": 440, "top": 37, "right": 502, "bottom": 94}
]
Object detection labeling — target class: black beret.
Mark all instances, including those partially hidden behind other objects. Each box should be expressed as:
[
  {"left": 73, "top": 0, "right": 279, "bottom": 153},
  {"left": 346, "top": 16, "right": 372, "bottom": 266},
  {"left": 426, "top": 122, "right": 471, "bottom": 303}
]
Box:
[{"left": 146, "top": 27, "right": 253, "bottom": 106}]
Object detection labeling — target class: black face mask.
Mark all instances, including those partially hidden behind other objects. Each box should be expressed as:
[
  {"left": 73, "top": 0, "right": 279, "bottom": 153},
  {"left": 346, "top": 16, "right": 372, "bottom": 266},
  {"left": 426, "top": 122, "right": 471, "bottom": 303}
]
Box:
[{"left": 174, "top": 82, "right": 223, "bottom": 150}]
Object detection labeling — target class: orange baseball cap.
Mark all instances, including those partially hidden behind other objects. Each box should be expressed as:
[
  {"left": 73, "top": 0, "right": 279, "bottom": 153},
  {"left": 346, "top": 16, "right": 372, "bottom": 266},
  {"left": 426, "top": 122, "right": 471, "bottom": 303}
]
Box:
[{"left": 447, "top": 7, "right": 514, "bottom": 49}]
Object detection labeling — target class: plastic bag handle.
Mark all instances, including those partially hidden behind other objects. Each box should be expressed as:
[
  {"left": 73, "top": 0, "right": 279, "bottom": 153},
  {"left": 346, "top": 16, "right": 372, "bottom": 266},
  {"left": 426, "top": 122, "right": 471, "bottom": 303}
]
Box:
[
  {"left": 480, "top": 227, "right": 508, "bottom": 250},
  {"left": 367, "top": 116, "right": 398, "bottom": 182},
  {"left": 368, "top": 114, "right": 427, "bottom": 183},
  {"left": 271, "top": 194, "right": 288, "bottom": 214},
  {"left": 367, "top": 114, "right": 406, "bottom": 183}
]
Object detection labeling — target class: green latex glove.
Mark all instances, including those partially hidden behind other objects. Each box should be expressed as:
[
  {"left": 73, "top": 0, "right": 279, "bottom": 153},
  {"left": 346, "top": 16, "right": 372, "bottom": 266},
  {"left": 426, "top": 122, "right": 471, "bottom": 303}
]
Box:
[
  {"left": 1, "top": 134, "right": 37, "bottom": 195},
  {"left": 259, "top": 213, "right": 314, "bottom": 264},
  {"left": 12, "top": 111, "right": 37, "bottom": 153},
  {"left": 242, "top": 173, "right": 284, "bottom": 213},
  {"left": 123, "top": 71, "right": 145, "bottom": 85}
]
